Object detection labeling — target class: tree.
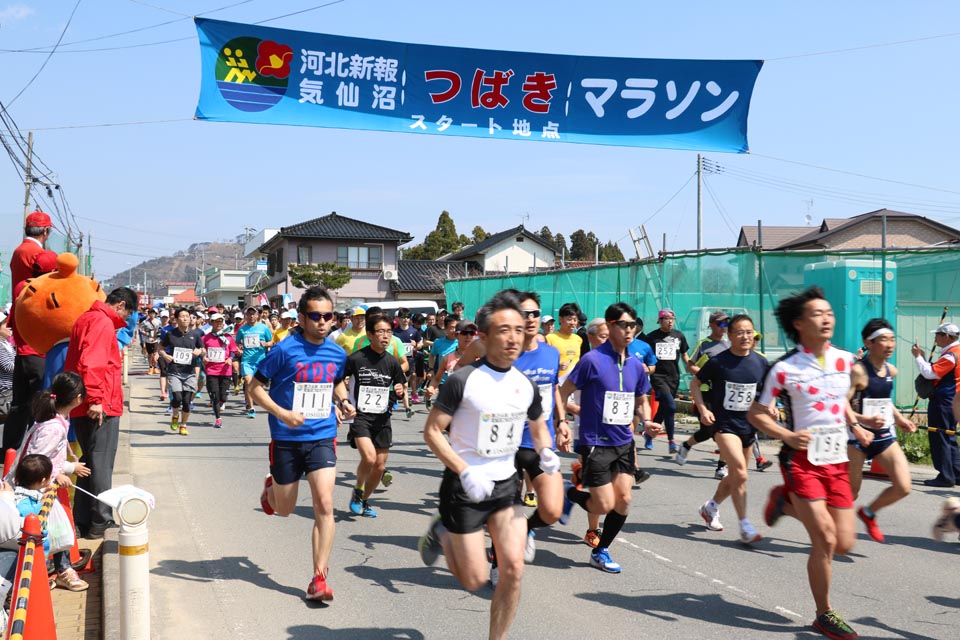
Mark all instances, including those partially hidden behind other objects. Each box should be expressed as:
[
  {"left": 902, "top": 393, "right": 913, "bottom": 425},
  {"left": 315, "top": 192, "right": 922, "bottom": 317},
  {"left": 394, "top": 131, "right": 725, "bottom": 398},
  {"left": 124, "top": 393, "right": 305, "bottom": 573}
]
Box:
[
  {"left": 287, "top": 262, "right": 352, "bottom": 290},
  {"left": 471, "top": 226, "right": 488, "bottom": 244},
  {"left": 554, "top": 233, "right": 568, "bottom": 256},
  {"left": 404, "top": 211, "right": 467, "bottom": 259},
  {"left": 599, "top": 241, "right": 625, "bottom": 262},
  {"left": 569, "top": 229, "right": 601, "bottom": 260}
]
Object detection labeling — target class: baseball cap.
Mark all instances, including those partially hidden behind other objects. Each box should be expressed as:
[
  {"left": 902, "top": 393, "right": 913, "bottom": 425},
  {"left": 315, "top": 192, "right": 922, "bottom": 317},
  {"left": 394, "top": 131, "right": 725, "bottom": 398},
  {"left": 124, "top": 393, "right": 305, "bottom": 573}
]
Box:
[
  {"left": 709, "top": 311, "right": 730, "bottom": 324},
  {"left": 207, "top": 306, "right": 218, "bottom": 314},
  {"left": 351, "top": 305, "right": 367, "bottom": 316},
  {"left": 25, "top": 210, "right": 54, "bottom": 228},
  {"left": 541, "top": 315, "right": 555, "bottom": 324},
  {"left": 269, "top": 309, "right": 279, "bottom": 317},
  {"left": 32, "top": 250, "right": 58, "bottom": 276},
  {"left": 933, "top": 322, "right": 960, "bottom": 337},
  {"left": 658, "top": 308, "right": 675, "bottom": 320},
  {"left": 160, "top": 310, "right": 170, "bottom": 318},
  {"left": 456, "top": 319, "right": 477, "bottom": 333},
  {"left": 281, "top": 310, "right": 297, "bottom": 320},
  {"left": 234, "top": 311, "right": 243, "bottom": 319},
  {"left": 245, "top": 306, "right": 259, "bottom": 313},
  {"left": 209, "top": 313, "right": 224, "bottom": 321}
]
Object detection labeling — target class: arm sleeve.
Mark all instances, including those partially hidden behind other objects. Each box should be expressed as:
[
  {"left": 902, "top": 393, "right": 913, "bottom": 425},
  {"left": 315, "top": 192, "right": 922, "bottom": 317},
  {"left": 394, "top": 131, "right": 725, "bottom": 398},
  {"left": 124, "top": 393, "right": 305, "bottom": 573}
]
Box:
[
  {"left": 526, "top": 376, "right": 544, "bottom": 421},
  {"left": 434, "top": 368, "right": 467, "bottom": 416}
]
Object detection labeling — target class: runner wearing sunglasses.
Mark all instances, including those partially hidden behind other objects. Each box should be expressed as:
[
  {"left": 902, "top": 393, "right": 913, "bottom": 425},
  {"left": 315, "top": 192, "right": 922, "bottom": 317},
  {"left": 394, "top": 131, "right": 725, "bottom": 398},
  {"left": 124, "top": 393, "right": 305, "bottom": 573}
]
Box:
[{"left": 250, "top": 286, "right": 354, "bottom": 602}]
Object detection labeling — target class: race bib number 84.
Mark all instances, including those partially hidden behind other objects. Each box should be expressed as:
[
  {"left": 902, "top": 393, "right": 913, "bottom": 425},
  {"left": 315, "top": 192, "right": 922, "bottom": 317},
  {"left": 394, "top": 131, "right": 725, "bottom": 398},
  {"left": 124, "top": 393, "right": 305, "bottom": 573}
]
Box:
[
  {"left": 807, "top": 425, "right": 848, "bottom": 466},
  {"left": 477, "top": 411, "right": 525, "bottom": 458},
  {"left": 292, "top": 382, "right": 333, "bottom": 419}
]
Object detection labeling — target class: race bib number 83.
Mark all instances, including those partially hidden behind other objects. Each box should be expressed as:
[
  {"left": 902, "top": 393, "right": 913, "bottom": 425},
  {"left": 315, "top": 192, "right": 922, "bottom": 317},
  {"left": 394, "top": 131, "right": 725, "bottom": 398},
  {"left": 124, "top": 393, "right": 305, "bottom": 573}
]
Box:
[{"left": 603, "top": 391, "right": 634, "bottom": 425}]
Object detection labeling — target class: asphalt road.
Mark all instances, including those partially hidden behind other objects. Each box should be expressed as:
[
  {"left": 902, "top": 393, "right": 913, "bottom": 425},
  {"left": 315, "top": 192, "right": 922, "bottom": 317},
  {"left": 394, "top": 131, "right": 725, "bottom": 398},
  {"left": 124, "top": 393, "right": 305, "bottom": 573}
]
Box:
[{"left": 124, "top": 367, "right": 960, "bottom": 640}]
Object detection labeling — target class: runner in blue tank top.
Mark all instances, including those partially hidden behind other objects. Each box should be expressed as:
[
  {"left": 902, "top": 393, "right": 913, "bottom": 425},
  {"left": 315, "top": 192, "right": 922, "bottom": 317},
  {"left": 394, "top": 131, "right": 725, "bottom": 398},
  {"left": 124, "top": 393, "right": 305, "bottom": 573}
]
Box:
[{"left": 847, "top": 318, "right": 917, "bottom": 543}]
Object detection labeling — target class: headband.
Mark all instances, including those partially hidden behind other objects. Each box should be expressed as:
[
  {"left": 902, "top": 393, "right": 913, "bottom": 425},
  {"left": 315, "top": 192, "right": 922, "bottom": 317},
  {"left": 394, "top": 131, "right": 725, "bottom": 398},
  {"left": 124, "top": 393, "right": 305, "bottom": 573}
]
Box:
[{"left": 865, "top": 328, "right": 894, "bottom": 342}]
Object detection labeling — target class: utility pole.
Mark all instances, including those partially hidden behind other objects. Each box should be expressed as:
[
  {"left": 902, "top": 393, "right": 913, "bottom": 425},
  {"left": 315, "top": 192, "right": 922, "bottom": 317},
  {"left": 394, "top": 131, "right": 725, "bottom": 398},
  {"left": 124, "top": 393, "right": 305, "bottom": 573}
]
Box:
[
  {"left": 22, "top": 131, "right": 33, "bottom": 226},
  {"left": 696, "top": 153, "right": 703, "bottom": 252}
]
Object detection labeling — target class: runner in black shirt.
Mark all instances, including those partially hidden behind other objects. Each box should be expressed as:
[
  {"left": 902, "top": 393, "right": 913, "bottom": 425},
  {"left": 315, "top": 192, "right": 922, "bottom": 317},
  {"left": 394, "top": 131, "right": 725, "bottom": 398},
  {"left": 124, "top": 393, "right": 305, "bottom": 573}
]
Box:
[
  {"left": 159, "top": 307, "right": 204, "bottom": 435},
  {"left": 344, "top": 314, "right": 407, "bottom": 518},
  {"left": 643, "top": 308, "right": 690, "bottom": 453}
]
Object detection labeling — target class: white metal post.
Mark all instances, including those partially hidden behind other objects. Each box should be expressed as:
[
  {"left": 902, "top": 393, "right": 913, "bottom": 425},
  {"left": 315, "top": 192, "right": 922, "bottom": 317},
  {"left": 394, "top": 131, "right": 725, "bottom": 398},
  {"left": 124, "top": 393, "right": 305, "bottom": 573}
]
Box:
[{"left": 118, "top": 496, "right": 152, "bottom": 640}]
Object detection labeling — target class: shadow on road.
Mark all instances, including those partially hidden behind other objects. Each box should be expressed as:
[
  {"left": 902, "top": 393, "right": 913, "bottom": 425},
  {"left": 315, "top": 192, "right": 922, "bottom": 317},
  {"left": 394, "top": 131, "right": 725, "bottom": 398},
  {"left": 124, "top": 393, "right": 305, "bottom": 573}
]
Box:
[
  {"left": 576, "top": 591, "right": 799, "bottom": 633},
  {"left": 286, "top": 625, "right": 424, "bottom": 639},
  {"left": 851, "top": 615, "right": 941, "bottom": 640},
  {"left": 926, "top": 594, "right": 960, "bottom": 608},
  {"left": 881, "top": 532, "right": 960, "bottom": 554},
  {"left": 152, "top": 555, "right": 303, "bottom": 598}
]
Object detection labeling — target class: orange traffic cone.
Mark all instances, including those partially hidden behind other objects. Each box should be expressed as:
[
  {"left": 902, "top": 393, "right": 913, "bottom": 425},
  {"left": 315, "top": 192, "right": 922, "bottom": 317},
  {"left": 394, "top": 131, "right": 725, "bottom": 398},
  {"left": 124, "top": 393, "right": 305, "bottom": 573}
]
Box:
[
  {"left": 56, "top": 486, "right": 94, "bottom": 574},
  {"left": 863, "top": 457, "right": 890, "bottom": 480},
  {"left": 2, "top": 448, "right": 16, "bottom": 478},
  {"left": 7, "top": 514, "right": 58, "bottom": 640}
]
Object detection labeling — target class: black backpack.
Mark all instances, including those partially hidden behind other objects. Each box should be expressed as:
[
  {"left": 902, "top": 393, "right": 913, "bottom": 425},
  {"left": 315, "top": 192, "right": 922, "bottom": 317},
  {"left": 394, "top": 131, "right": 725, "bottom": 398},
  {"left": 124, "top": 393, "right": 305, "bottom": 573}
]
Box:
[{"left": 915, "top": 374, "right": 935, "bottom": 400}]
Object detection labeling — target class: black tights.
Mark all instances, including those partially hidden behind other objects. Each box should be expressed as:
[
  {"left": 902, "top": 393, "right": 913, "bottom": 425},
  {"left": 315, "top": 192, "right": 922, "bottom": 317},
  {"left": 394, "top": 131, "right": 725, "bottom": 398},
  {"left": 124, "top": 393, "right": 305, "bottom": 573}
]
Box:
[{"left": 206, "top": 376, "right": 230, "bottom": 418}]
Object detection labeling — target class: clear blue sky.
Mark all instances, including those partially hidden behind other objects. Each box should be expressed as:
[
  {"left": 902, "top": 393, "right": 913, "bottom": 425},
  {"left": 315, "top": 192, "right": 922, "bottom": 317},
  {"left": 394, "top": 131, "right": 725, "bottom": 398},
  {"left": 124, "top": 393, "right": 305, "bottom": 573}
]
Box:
[{"left": 2, "top": 1, "right": 960, "bottom": 281}]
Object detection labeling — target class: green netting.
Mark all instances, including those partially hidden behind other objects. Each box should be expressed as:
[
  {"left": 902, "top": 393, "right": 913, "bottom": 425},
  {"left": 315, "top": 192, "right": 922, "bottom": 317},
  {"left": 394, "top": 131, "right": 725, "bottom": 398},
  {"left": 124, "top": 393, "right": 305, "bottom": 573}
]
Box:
[{"left": 445, "top": 248, "right": 960, "bottom": 408}]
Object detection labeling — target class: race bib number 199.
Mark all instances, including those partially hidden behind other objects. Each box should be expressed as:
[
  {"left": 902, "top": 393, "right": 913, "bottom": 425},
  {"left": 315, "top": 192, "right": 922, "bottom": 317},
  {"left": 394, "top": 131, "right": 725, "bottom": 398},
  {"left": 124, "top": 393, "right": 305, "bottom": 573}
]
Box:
[
  {"left": 292, "top": 382, "right": 333, "bottom": 419},
  {"left": 603, "top": 391, "right": 634, "bottom": 425},
  {"left": 807, "top": 425, "right": 848, "bottom": 466},
  {"left": 477, "top": 411, "right": 525, "bottom": 458}
]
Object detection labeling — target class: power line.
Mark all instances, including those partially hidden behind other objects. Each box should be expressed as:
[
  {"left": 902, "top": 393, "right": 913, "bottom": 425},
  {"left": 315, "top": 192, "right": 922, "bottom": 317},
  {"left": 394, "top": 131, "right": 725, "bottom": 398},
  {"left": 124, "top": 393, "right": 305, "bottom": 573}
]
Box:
[
  {"left": 702, "top": 177, "right": 737, "bottom": 237},
  {"left": 639, "top": 172, "right": 697, "bottom": 227},
  {"left": 254, "top": 0, "right": 346, "bottom": 24},
  {"left": 26, "top": 118, "right": 193, "bottom": 131},
  {"left": 767, "top": 30, "right": 960, "bottom": 62},
  {"left": 3, "top": 0, "right": 83, "bottom": 110},
  {"left": 126, "top": 0, "right": 192, "bottom": 17}
]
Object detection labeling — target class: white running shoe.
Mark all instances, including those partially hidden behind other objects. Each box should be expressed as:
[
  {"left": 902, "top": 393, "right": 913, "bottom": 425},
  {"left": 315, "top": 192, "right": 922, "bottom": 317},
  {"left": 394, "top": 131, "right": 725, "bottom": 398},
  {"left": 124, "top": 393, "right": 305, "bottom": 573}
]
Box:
[
  {"left": 739, "top": 520, "right": 763, "bottom": 545},
  {"left": 699, "top": 502, "right": 723, "bottom": 531},
  {"left": 523, "top": 531, "right": 536, "bottom": 564},
  {"left": 674, "top": 445, "right": 688, "bottom": 466},
  {"left": 714, "top": 465, "right": 729, "bottom": 480},
  {"left": 932, "top": 497, "right": 960, "bottom": 541}
]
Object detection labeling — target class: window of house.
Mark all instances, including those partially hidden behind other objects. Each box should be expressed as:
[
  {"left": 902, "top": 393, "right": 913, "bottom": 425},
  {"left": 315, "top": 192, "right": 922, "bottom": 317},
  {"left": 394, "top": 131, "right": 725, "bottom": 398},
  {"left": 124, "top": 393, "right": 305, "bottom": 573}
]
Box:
[
  {"left": 267, "top": 247, "right": 284, "bottom": 276},
  {"left": 337, "top": 245, "right": 382, "bottom": 269},
  {"left": 297, "top": 245, "right": 312, "bottom": 265}
]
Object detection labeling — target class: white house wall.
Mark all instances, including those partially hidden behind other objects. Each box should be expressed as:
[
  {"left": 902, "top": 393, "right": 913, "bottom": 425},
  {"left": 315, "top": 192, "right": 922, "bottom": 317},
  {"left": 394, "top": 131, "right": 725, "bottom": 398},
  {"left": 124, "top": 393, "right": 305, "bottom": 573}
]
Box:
[{"left": 484, "top": 239, "right": 556, "bottom": 273}]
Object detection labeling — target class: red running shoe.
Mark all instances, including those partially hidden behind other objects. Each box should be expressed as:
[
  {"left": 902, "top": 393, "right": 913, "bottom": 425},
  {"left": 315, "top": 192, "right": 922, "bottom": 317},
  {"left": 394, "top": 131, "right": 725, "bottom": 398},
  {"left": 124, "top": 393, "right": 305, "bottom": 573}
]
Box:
[
  {"left": 306, "top": 571, "right": 333, "bottom": 601},
  {"left": 764, "top": 485, "right": 787, "bottom": 528},
  {"left": 260, "top": 475, "right": 275, "bottom": 516},
  {"left": 571, "top": 461, "right": 583, "bottom": 489},
  {"left": 857, "top": 506, "right": 884, "bottom": 543}
]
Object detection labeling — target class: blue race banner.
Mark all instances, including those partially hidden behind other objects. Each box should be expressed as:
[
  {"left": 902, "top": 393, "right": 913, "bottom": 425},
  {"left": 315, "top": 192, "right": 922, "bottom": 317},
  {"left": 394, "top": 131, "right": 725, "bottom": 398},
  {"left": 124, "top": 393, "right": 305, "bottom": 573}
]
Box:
[{"left": 195, "top": 18, "right": 763, "bottom": 153}]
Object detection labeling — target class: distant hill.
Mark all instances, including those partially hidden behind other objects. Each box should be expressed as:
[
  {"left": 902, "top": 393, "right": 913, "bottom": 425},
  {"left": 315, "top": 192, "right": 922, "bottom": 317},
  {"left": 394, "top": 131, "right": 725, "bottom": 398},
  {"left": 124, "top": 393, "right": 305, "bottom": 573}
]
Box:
[{"left": 102, "top": 241, "right": 245, "bottom": 295}]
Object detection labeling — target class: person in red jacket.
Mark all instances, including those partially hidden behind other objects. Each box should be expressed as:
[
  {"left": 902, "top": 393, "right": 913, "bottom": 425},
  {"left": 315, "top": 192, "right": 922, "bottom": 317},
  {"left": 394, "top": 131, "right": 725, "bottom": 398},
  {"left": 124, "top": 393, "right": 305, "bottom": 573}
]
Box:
[{"left": 64, "top": 287, "right": 138, "bottom": 539}]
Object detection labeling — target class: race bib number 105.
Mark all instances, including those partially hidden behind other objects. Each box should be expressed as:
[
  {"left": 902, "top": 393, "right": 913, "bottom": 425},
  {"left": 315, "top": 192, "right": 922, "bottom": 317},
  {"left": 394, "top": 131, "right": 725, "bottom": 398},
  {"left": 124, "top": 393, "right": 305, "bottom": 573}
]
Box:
[{"left": 292, "top": 382, "right": 333, "bottom": 419}]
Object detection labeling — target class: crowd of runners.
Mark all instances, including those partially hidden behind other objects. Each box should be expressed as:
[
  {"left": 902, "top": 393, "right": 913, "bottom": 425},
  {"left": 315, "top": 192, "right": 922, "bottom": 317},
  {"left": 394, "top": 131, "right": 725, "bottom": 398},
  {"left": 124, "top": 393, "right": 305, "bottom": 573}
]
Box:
[{"left": 132, "top": 286, "right": 960, "bottom": 640}]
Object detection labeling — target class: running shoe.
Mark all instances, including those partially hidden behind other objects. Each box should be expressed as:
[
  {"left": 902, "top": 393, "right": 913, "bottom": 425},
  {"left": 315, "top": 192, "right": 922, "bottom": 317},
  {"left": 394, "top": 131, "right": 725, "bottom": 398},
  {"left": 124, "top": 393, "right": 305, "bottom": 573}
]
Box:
[
  {"left": 583, "top": 529, "right": 601, "bottom": 548},
  {"left": 739, "top": 521, "right": 763, "bottom": 545},
  {"left": 559, "top": 481, "right": 575, "bottom": 525},
  {"left": 170, "top": 419, "right": 179, "bottom": 432},
  {"left": 932, "top": 496, "right": 960, "bottom": 541},
  {"left": 179, "top": 425, "right": 189, "bottom": 436},
  {"left": 857, "top": 506, "right": 884, "bottom": 543},
  {"left": 811, "top": 609, "right": 858, "bottom": 640},
  {"left": 381, "top": 469, "right": 394, "bottom": 487},
  {"left": 675, "top": 445, "right": 689, "bottom": 465},
  {"left": 668, "top": 440, "right": 679, "bottom": 454},
  {"left": 756, "top": 457, "right": 774, "bottom": 472},
  {"left": 190, "top": 402, "right": 195, "bottom": 411},
  {"left": 164, "top": 405, "right": 173, "bottom": 415},
  {"left": 522, "top": 492, "right": 538, "bottom": 508},
  {"left": 571, "top": 461, "right": 583, "bottom": 489},
  {"left": 489, "top": 564, "right": 499, "bottom": 588},
  {"left": 305, "top": 571, "right": 333, "bottom": 602},
  {"left": 764, "top": 485, "right": 787, "bottom": 528},
  {"left": 361, "top": 501, "right": 377, "bottom": 518},
  {"left": 411, "top": 393, "right": 421, "bottom": 404},
  {"left": 715, "top": 464, "right": 729, "bottom": 480},
  {"left": 634, "top": 468, "right": 651, "bottom": 485},
  {"left": 699, "top": 502, "right": 723, "bottom": 531},
  {"left": 349, "top": 488, "right": 364, "bottom": 515},
  {"left": 642, "top": 434, "right": 653, "bottom": 450},
  {"left": 260, "top": 475, "right": 275, "bottom": 516},
  {"left": 589, "top": 547, "right": 622, "bottom": 574},
  {"left": 247, "top": 408, "right": 256, "bottom": 419},
  {"left": 405, "top": 407, "right": 414, "bottom": 419},
  {"left": 523, "top": 531, "right": 536, "bottom": 563},
  {"left": 418, "top": 514, "right": 444, "bottom": 566},
  {"left": 214, "top": 418, "right": 223, "bottom": 429}
]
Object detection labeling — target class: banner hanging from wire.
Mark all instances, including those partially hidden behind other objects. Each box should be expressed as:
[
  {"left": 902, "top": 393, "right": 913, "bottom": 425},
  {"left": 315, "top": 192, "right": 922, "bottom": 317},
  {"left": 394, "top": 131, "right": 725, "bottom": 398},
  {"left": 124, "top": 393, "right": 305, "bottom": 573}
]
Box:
[{"left": 194, "top": 18, "right": 763, "bottom": 153}]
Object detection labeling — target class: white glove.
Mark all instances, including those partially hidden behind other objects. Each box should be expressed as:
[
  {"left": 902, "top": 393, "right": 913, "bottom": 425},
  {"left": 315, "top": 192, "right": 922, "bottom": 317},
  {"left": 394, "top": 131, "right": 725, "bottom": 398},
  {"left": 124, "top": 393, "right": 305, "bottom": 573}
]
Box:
[
  {"left": 459, "top": 466, "right": 495, "bottom": 503},
  {"left": 538, "top": 448, "right": 560, "bottom": 475}
]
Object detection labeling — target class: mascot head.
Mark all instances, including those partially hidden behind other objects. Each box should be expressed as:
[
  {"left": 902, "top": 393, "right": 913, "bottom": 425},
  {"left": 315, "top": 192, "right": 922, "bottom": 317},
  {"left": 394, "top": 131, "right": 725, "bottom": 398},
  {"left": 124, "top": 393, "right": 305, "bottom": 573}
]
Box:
[{"left": 15, "top": 252, "right": 106, "bottom": 354}]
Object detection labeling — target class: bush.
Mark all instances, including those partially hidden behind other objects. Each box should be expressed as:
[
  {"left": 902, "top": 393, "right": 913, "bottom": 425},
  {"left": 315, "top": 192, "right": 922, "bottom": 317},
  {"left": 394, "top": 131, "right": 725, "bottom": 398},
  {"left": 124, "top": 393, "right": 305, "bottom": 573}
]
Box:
[{"left": 897, "top": 429, "right": 931, "bottom": 465}]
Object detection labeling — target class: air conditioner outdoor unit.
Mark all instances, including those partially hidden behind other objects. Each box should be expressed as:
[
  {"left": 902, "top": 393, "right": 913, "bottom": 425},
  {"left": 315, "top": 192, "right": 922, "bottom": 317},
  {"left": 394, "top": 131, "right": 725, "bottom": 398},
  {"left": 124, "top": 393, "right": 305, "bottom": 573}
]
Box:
[{"left": 382, "top": 269, "right": 399, "bottom": 281}]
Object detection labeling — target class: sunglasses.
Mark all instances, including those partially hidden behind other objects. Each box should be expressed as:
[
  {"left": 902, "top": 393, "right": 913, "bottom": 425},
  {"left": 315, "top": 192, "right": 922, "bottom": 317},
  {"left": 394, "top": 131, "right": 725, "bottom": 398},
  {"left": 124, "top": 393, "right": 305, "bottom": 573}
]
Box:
[
  {"left": 716, "top": 321, "right": 729, "bottom": 328},
  {"left": 305, "top": 311, "right": 335, "bottom": 322},
  {"left": 522, "top": 309, "right": 542, "bottom": 319},
  {"left": 459, "top": 330, "right": 476, "bottom": 336},
  {"left": 611, "top": 320, "right": 638, "bottom": 330}
]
